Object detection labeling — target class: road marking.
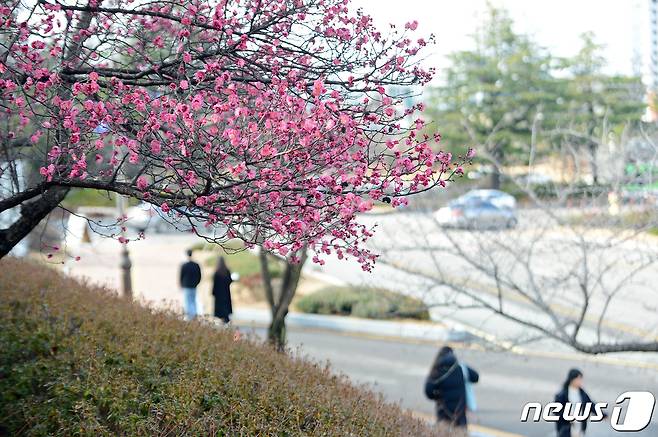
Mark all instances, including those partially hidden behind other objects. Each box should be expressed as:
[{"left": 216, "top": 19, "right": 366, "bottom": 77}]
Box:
[
  {"left": 411, "top": 410, "right": 526, "bottom": 437},
  {"left": 470, "top": 424, "right": 526, "bottom": 437}
]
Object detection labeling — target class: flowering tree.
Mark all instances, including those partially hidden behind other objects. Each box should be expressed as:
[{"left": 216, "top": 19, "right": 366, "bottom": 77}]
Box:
[
  {"left": 0, "top": 0, "right": 459, "bottom": 258},
  {"left": 1, "top": 0, "right": 466, "bottom": 341}
]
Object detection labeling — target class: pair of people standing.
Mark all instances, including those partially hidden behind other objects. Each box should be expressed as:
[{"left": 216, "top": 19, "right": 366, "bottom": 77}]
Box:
[{"left": 179, "top": 249, "right": 233, "bottom": 323}]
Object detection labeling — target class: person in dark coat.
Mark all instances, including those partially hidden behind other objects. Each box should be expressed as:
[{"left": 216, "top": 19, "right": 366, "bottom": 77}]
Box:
[
  {"left": 212, "top": 256, "right": 233, "bottom": 324},
  {"left": 180, "top": 249, "right": 201, "bottom": 320},
  {"left": 424, "top": 346, "right": 479, "bottom": 427},
  {"left": 554, "top": 369, "right": 604, "bottom": 437}
]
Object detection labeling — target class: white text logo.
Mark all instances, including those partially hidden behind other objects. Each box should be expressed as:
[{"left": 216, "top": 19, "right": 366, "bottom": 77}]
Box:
[{"left": 520, "top": 391, "right": 655, "bottom": 432}]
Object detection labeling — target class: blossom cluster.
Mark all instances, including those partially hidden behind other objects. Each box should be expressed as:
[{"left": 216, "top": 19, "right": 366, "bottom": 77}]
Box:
[{"left": 0, "top": 0, "right": 467, "bottom": 269}]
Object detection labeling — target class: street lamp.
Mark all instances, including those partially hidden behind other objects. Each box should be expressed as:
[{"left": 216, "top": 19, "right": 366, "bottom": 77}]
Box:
[
  {"left": 116, "top": 193, "right": 133, "bottom": 299},
  {"left": 94, "top": 121, "right": 133, "bottom": 298}
]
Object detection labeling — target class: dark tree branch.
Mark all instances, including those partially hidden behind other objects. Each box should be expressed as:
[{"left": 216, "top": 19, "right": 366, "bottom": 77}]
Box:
[{"left": 0, "top": 186, "right": 69, "bottom": 258}]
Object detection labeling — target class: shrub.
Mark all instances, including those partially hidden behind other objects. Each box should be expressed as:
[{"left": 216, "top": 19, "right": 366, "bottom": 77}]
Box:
[
  {"left": 568, "top": 209, "right": 658, "bottom": 232},
  {"left": 351, "top": 299, "right": 394, "bottom": 319},
  {"left": 0, "top": 258, "right": 445, "bottom": 436},
  {"left": 296, "top": 287, "right": 430, "bottom": 320},
  {"left": 62, "top": 188, "right": 141, "bottom": 208},
  {"left": 193, "top": 240, "right": 283, "bottom": 280}
]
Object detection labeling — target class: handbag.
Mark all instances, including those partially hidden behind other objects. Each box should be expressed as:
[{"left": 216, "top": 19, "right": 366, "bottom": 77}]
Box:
[{"left": 461, "top": 363, "right": 477, "bottom": 412}]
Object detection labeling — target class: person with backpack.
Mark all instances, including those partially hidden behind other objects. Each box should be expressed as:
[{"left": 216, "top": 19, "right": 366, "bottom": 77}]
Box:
[
  {"left": 424, "top": 346, "right": 479, "bottom": 427},
  {"left": 179, "top": 249, "right": 201, "bottom": 320}
]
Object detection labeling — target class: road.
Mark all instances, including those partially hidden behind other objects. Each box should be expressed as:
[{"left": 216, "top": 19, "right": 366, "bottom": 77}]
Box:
[
  {"left": 307, "top": 211, "right": 658, "bottom": 362},
  {"left": 240, "top": 325, "right": 658, "bottom": 437}
]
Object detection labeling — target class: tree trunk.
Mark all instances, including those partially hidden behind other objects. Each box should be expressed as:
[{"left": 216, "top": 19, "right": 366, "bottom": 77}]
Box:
[
  {"left": 268, "top": 311, "right": 287, "bottom": 352},
  {"left": 586, "top": 101, "right": 599, "bottom": 185},
  {"left": 588, "top": 141, "right": 599, "bottom": 185},
  {"left": 0, "top": 186, "right": 69, "bottom": 258},
  {"left": 260, "top": 247, "right": 308, "bottom": 351},
  {"left": 489, "top": 145, "right": 503, "bottom": 190},
  {"left": 490, "top": 168, "right": 502, "bottom": 190}
]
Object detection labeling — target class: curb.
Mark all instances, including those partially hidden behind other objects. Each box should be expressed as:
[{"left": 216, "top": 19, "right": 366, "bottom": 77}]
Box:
[
  {"left": 232, "top": 308, "right": 475, "bottom": 343},
  {"left": 412, "top": 411, "right": 521, "bottom": 437},
  {"left": 232, "top": 308, "right": 658, "bottom": 370}
]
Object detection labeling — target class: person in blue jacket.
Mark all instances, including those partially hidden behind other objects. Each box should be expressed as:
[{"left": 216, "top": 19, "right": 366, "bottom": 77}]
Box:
[
  {"left": 425, "top": 346, "right": 479, "bottom": 427},
  {"left": 179, "top": 249, "right": 201, "bottom": 320}
]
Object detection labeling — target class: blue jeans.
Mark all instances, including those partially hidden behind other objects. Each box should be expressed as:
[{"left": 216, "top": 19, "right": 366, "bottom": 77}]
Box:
[{"left": 182, "top": 287, "right": 197, "bottom": 319}]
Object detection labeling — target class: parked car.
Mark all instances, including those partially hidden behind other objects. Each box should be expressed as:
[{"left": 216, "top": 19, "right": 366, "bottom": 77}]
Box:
[
  {"left": 125, "top": 203, "right": 173, "bottom": 233},
  {"left": 458, "top": 189, "right": 516, "bottom": 209},
  {"left": 434, "top": 190, "right": 517, "bottom": 229},
  {"left": 126, "top": 203, "right": 230, "bottom": 239}
]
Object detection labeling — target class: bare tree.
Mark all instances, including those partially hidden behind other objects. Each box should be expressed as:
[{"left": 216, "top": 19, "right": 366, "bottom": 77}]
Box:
[{"left": 372, "top": 126, "right": 658, "bottom": 354}]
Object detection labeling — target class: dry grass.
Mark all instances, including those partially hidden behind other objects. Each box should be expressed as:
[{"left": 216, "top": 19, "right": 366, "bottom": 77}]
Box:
[{"left": 0, "top": 257, "right": 449, "bottom": 436}]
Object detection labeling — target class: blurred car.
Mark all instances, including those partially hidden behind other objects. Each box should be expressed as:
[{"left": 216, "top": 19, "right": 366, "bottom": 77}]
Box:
[
  {"left": 125, "top": 203, "right": 173, "bottom": 233},
  {"left": 458, "top": 189, "right": 516, "bottom": 209},
  {"left": 126, "top": 203, "right": 230, "bottom": 239},
  {"left": 435, "top": 190, "right": 518, "bottom": 229}
]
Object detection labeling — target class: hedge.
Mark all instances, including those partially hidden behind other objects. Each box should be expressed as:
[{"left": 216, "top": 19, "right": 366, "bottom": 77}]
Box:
[
  {"left": 0, "top": 258, "right": 446, "bottom": 436},
  {"left": 296, "top": 287, "right": 430, "bottom": 320}
]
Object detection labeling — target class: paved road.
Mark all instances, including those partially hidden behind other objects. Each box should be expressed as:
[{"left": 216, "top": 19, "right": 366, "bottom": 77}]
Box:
[
  {"left": 240, "top": 326, "right": 658, "bottom": 437},
  {"left": 307, "top": 211, "right": 658, "bottom": 363}
]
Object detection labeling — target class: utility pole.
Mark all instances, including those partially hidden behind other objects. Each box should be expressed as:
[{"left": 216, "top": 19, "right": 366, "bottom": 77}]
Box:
[
  {"left": 649, "top": 0, "right": 658, "bottom": 121},
  {"left": 116, "top": 194, "right": 133, "bottom": 299}
]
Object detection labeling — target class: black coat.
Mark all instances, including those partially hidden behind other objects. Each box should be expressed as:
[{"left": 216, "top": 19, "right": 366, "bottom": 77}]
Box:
[
  {"left": 424, "top": 353, "right": 479, "bottom": 427},
  {"left": 212, "top": 271, "right": 233, "bottom": 319},
  {"left": 554, "top": 388, "right": 598, "bottom": 437},
  {"left": 180, "top": 261, "right": 201, "bottom": 288}
]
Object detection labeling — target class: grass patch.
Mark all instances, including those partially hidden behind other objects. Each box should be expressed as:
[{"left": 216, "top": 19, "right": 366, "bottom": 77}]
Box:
[
  {"left": 296, "top": 286, "right": 430, "bottom": 320},
  {"left": 62, "top": 188, "right": 140, "bottom": 209},
  {"left": 567, "top": 209, "right": 658, "bottom": 233},
  {"left": 0, "top": 258, "right": 445, "bottom": 436},
  {"left": 193, "top": 240, "right": 283, "bottom": 280}
]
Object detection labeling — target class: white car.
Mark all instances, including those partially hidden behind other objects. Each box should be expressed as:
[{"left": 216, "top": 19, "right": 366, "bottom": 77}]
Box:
[
  {"left": 457, "top": 189, "right": 516, "bottom": 209},
  {"left": 125, "top": 203, "right": 172, "bottom": 233},
  {"left": 434, "top": 189, "right": 518, "bottom": 229},
  {"left": 125, "top": 203, "right": 229, "bottom": 239}
]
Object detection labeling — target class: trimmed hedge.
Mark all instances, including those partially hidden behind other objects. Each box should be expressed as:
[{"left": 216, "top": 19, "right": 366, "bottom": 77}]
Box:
[
  {"left": 296, "top": 287, "right": 430, "bottom": 320},
  {"left": 0, "top": 258, "right": 446, "bottom": 436}
]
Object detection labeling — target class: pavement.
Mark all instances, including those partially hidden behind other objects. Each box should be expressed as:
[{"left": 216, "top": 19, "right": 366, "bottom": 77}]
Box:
[{"left": 237, "top": 324, "right": 658, "bottom": 437}]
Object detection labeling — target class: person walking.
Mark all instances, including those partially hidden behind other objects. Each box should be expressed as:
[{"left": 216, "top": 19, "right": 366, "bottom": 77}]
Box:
[
  {"left": 424, "top": 346, "right": 479, "bottom": 428},
  {"left": 212, "top": 256, "right": 233, "bottom": 324},
  {"left": 180, "top": 249, "right": 201, "bottom": 320},
  {"left": 554, "top": 369, "right": 604, "bottom": 437}
]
